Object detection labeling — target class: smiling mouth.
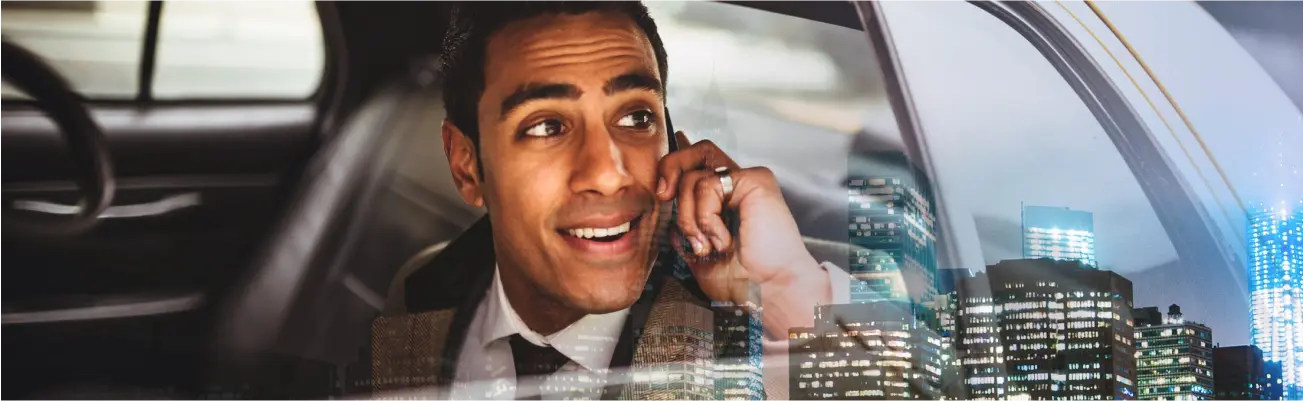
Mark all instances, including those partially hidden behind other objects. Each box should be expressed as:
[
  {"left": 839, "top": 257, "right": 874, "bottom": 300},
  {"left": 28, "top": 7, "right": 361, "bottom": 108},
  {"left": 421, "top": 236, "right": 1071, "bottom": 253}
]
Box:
[{"left": 558, "top": 215, "right": 642, "bottom": 243}]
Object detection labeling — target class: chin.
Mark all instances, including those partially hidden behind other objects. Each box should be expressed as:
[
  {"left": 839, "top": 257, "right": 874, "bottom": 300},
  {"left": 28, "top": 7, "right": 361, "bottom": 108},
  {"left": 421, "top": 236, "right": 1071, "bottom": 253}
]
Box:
[{"left": 559, "top": 264, "right": 652, "bottom": 314}]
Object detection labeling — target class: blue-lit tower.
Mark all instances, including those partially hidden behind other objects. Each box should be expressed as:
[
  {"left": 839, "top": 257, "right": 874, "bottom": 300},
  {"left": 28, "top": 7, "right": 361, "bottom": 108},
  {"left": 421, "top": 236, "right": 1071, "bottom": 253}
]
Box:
[
  {"left": 1249, "top": 202, "right": 1304, "bottom": 400},
  {"left": 1021, "top": 204, "right": 1096, "bottom": 268}
]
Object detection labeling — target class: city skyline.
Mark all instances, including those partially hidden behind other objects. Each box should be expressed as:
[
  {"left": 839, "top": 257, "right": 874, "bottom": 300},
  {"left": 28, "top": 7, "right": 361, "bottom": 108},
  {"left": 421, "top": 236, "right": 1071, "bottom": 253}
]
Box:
[
  {"left": 353, "top": 197, "right": 1301, "bottom": 399},
  {"left": 947, "top": 201, "right": 1304, "bottom": 355},
  {"left": 831, "top": 156, "right": 1296, "bottom": 401}
]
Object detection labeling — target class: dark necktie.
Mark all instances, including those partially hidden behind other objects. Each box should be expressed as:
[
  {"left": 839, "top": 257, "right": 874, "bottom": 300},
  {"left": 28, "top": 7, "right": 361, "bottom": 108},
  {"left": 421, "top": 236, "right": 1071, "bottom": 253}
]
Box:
[{"left": 508, "top": 334, "right": 571, "bottom": 400}]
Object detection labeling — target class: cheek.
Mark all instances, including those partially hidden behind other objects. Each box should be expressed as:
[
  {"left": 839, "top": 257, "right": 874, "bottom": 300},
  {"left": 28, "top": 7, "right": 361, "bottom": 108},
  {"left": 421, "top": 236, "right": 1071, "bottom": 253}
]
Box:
[
  {"left": 486, "top": 151, "right": 571, "bottom": 223},
  {"left": 624, "top": 145, "right": 664, "bottom": 188}
]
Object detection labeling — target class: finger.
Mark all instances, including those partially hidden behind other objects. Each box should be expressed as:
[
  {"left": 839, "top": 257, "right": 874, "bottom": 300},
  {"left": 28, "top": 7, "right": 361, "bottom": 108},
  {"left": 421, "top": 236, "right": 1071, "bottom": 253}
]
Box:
[
  {"left": 674, "top": 130, "right": 692, "bottom": 151},
  {"left": 659, "top": 135, "right": 715, "bottom": 201},
  {"left": 720, "top": 166, "right": 778, "bottom": 209},
  {"left": 670, "top": 228, "right": 695, "bottom": 263},
  {"left": 657, "top": 136, "right": 739, "bottom": 201},
  {"left": 677, "top": 169, "right": 715, "bottom": 256},
  {"left": 693, "top": 172, "right": 732, "bottom": 252}
]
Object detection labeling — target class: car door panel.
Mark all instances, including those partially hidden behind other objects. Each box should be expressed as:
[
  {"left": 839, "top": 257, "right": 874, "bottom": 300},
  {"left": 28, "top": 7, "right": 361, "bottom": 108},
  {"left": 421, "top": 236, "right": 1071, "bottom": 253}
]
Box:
[
  {"left": 1, "top": 103, "right": 316, "bottom": 298},
  {"left": 2, "top": 104, "right": 315, "bottom": 181}
]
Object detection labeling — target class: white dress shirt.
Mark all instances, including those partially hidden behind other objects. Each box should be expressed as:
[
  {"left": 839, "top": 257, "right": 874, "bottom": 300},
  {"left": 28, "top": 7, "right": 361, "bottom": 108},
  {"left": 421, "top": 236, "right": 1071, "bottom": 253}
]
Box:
[{"left": 451, "top": 263, "right": 851, "bottom": 400}]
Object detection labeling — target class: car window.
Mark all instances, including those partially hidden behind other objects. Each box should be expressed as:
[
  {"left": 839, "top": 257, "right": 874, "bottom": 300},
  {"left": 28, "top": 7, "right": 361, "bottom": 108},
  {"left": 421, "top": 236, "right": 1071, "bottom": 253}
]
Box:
[
  {"left": 153, "top": 1, "right": 323, "bottom": 99},
  {"left": 882, "top": 1, "right": 1183, "bottom": 287},
  {"left": 0, "top": 0, "right": 323, "bottom": 100},
  {"left": 645, "top": 1, "right": 898, "bottom": 244},
  {"left": 1, "top": 1, "right": 149, "bottom": 99},
  {"left": 880, "top": 2, "right": 1235, "bottom": 399}
]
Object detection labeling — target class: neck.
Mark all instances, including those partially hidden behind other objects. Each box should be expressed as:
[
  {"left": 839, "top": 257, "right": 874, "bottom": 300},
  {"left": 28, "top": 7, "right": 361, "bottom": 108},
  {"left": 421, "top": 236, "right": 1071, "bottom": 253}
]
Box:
[{"left": 498, "top": 264, "right": 585, "bottom": 336}]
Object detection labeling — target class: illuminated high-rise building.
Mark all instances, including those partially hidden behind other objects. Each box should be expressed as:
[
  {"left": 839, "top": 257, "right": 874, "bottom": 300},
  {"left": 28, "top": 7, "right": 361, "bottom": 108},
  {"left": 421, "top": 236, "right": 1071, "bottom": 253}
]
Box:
[
  {"left": 934, "top": 268, "right": 975, "bottom": 400},
  {"left": 1266, "top": 361, "right": 1286, "bottom": 400},
  {"left": 952, "top": 271, "right": 1006, "bottom": 400},
  {"left": 713, "top": 301, "right": 765, "bottom": 400},
  {"left": 788, "top": 302, "right": 944, "bottom": 400},
  {"left": 623, "top": 283, "right": 716, "bottom": 400},
  {"left": 847, "top": 151, "right": 938, "bottom": 308},
  {"left": 1249, "top": 203, "right": 1304, "bottom": 400},
  {"left": 836, "top": 151, "right": 944, "bottom": 398},
  {"left": 935, "top": 268, "right": 968, "bottom": 344},
  {"left": 1133, "top": 305, "right": 1215, "bottom": 400},
  {"left": 1022, "top": 205, "right": 1097, "bottom": 268},
  {"left": 987, "top": 258, "right": 1137, "bottom": 400}
]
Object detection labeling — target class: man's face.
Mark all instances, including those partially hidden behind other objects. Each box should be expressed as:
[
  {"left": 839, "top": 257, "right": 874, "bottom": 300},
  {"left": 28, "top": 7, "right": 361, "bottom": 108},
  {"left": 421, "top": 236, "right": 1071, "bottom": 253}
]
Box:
[{"left": 466, "top": 12, "right": 668, "bottom": 314}]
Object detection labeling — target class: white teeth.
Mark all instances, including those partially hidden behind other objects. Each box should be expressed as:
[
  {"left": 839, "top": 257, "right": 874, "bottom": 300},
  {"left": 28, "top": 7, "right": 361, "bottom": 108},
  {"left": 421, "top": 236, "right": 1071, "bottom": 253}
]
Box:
[{"left": 566, "top": 221, "right": 633, "bottom": 239}]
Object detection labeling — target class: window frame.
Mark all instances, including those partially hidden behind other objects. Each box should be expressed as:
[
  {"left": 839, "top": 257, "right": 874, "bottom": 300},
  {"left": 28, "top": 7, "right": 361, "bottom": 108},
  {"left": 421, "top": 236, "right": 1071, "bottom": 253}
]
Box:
[
  {"left": 852, "top": 1, "right": 1238, "bottom": 279},
  {"left": 0, "top": 0, "right": 335, "bottom": 105}
]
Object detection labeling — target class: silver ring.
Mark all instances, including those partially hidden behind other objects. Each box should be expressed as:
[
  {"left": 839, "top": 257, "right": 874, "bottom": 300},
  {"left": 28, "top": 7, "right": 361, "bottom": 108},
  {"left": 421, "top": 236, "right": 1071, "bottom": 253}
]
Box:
[{"left": 715, "top": 166, "right": 734, "bottom": 200}]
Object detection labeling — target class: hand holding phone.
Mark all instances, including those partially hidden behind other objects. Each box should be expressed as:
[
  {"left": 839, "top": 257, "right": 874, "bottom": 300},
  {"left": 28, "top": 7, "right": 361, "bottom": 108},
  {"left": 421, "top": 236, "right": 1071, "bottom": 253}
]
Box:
[{"left": 656, "top": 130, "right": 820, "bottom": 307}]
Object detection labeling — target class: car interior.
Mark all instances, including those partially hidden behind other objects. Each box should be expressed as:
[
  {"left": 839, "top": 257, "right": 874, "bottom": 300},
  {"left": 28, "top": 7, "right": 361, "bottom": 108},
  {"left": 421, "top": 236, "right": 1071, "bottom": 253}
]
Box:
[
  {"left": 2, "top": 1, "right": 900, "bottom": 398},
  {"left": 6, "top": 0, "right": 1261, "bottom": 398}
]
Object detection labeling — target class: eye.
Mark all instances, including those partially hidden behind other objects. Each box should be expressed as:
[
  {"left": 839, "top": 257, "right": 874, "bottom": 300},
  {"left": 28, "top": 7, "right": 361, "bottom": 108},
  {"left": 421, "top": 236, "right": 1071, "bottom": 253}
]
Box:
[
  {"left": 616, "top": 110, "right": 656, "bottom": 129},
  {"left": 520, "top": 119, "right": 563, "bottom": 138}
]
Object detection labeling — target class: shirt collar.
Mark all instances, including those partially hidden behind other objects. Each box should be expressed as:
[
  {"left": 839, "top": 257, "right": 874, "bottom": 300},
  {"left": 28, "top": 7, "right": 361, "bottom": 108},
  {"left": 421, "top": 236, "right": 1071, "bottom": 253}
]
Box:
[{"left": 480, "top": 265, "right": 630, "bottom": 373}]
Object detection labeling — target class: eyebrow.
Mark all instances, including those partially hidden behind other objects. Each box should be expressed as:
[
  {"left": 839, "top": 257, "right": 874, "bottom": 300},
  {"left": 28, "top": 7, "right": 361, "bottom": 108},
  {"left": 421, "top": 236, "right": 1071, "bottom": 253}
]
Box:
[
  {"left": 497, "top": 72, "right": 664, "bottom": 120},
  {"left": 603, "top": 72, "right": 662, "bottom": 97},
  {"left": 499, "top": 82, "right": 582, "bottom": 120}
]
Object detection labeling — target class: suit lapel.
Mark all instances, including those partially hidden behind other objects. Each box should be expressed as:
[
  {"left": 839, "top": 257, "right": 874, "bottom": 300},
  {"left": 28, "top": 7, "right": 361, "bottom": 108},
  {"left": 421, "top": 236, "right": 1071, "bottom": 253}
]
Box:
[
  {"left": 601, "top": 250, "right": 674, "bottom": 400},
  {"left": 618, "top": 277, "right": 711, "bottom": 400},
  {"left": 371, "top": 309, "right": 458, "bottom": 397},
  {"left": 372, "top": 217, "right": 497, "bottom": 398},
  {"left": 605, "top": 251, "right": 716, "bottom": 400},
  {"left": 404, "top": 216, "right": 497, "bottom": 313}
]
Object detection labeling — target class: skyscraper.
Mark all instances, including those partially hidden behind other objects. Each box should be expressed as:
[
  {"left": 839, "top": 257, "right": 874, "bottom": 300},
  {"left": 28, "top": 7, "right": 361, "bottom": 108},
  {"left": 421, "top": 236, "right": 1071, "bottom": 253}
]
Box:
[
  {"left": 934, "top": 268, "right": 977, "bottom": 400},
  {"left": 847, "top": 151, "right": 938, "bottom": 313},
  {"left": 1249, "top": 203, "right": 1304, "bottom": 400},
  {"left": 1266, "top": 361, "right": 1285, "bottom": 400},
  {"left": 952, "top": 271, "right": 1006, "bottom": 400},
  {"left": 1021, "top": 205, "right": 1097, "bottom": 268},
  {"left": 788, "top": 302, "right": 944, "bottom": 400},
  {"left": 713, "top": 301, "right": 765, "bottom": 400},
  {"left": 987, "top": 258, "right": 1137, "bottom": 400},
  {"left": 1214, "top": 345, "right": 1281, "bottom": 400},
  {"left": 1133, "top": 304, "right": 1215, "bottom": 400},
  {"left": 623, "top": 283, "right": 716, "bottom": 400},
  {"left": 935, "top": 268, "right": 969, "bottom": 343}
]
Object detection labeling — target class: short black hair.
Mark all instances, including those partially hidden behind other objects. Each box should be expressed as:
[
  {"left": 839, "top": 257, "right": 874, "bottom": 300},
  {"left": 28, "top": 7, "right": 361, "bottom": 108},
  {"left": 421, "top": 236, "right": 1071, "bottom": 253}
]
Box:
[{"left": 438, "top": 1, "right": 669, "bottom": 146}]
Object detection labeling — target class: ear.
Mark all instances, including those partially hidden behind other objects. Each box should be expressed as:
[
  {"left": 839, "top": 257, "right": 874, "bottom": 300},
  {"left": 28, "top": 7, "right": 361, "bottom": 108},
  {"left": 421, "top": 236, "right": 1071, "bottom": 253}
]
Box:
[{"left": 442, "top": 119, "right": 485, "bottom": 208}]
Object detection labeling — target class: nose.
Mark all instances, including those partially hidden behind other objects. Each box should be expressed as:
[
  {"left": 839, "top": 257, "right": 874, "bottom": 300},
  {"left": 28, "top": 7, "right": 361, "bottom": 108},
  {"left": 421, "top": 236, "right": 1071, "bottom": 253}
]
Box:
[{"left": 569, "top": 123, "right": 634, "bottom": 197}]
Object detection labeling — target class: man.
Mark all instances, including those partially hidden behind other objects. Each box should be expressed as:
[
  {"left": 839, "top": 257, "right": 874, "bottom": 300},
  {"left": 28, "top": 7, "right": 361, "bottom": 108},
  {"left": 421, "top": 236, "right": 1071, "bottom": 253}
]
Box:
[{"left": 373, "top": 2, "right": 855, "bottom": 399}]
